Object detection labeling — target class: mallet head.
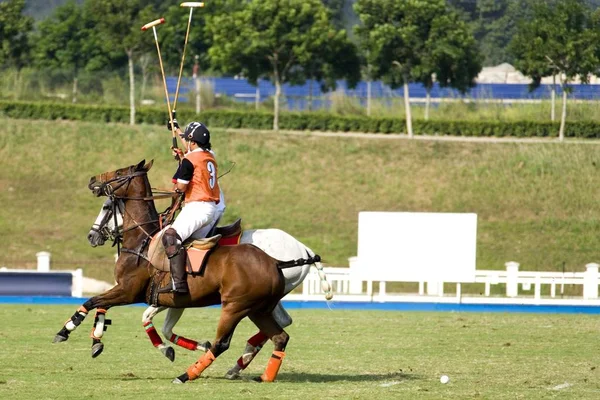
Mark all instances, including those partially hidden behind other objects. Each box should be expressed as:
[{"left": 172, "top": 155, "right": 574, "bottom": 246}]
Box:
[
  {"left": 180, "top": 2, "right": 205, "bottom": 7},
  {"left": 141, "top": 18, "right": 165, "bottom": 31}
]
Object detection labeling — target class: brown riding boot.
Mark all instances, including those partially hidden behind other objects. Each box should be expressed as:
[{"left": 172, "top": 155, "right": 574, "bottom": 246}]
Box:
[
  {"left": 158, "top": 228, "right": 189, "bottom": 294},
  {"left": 169, "top": 249, "right": 189, "bottom": 294}
]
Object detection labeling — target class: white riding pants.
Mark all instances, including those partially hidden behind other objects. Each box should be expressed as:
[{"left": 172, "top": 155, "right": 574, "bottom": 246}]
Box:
[{"left": 171, "top": 201, "right": 218, "bottom": 242}]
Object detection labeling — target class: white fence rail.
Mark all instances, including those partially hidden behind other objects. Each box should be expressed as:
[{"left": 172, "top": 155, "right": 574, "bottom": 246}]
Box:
[{"left": 286, "top": 261, "right": 600, "bottom": 305}]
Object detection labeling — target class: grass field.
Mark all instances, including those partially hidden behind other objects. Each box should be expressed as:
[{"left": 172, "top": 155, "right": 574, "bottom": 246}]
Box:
[
  {"left": 1, "top": 117, "right": 600, "bottom": 292},
  {"left": 1, "top": 304, "right": 600, "bottom": 399}
]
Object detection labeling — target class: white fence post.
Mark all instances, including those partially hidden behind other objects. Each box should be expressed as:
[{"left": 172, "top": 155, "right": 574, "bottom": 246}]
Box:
[
  {"left": 348, "top": 256, "right": 363, "bottom": 294},
  {"left": 72, "top": 268, "right": 83, "bottom": 298},
  {"left": 505, "top": 261, "right": 520, "bottom": 297},
  {"left": 36, "top": 251, "right": 51, "bottom": 272},
  {"left": 427, "top": 280, "right": 441, "bottom": 295},
  {"left": 584, "top": 263, "right": 599, "bottom": 299}
]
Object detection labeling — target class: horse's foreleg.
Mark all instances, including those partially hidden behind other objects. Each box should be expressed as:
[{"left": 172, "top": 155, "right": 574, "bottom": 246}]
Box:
[
  {"left": 173, "top": 307, "right": 247, "bottom": 384},
  {"left": 142, "top": 306, "right": 177, "bottom": 362},
  {"left": 90, "top": 308, "right": 112, "bottom": 358},
  {"left": 163, "top": 308, "right": 211, "bottom": 352},
  {"left": 225, "top": 302, "right": 293, "bottom": 380},
  {"left": 248, "top": 312, "right": 290, "bottom": 383},
  {"left": 53, "top": 284, "right": 139, "bottom": 352},
  {"left": 53, "top": 305, "right": 90, "bottom": 343}
]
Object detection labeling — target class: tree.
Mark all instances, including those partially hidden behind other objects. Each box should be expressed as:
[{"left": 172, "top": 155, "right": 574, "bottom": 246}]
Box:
[
  {"left": 509, "top": 0, "right": 600, "bottom": 140},
  {"left": 208, "top": 0, "right": 347, "bottom": 130},
  {"left": 301, "top": 29, "right": 361, "bottom": 112},
  {"left": 0, "top": 0, "right": 34, "bottom": 69},
  {"left": 84, "top": 0, "right": 156, "bottom": 125},
  {"left": 34, "top": 1, "right": 103, "bottom": 102},
  {"left": 418, "top": 11, "right": 482, "bottom": 120},
  {"left": 355, "top": 0, "right": 448, "bottom": 137}
]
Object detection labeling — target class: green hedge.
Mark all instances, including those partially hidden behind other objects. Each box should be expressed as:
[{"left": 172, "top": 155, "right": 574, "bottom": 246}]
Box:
[{"left": 1, "top": 100, "right": 600, "bottom": 138}]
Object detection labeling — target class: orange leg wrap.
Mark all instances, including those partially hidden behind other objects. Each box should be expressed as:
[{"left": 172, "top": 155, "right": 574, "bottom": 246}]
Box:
[
  {"left": 260, "top": 351, "right": 286, "bottom": 382},
  {"left": 187, "top": 350, "right": 216, "bottom": 380}
]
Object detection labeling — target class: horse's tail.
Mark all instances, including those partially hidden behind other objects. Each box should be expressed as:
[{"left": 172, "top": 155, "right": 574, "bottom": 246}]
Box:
[
  {"left": 275, "top": 248, "right": 333, "bottom": 301},
  {"left": 305, "top": 248, "right": 333, "bottom": 301}
]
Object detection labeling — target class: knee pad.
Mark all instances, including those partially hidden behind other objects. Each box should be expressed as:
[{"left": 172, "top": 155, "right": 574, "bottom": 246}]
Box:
[{"left": 162, "top": 228, "right": 182, "bottom": 258}]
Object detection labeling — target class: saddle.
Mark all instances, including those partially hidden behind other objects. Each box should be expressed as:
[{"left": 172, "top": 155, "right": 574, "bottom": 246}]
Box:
[
  {"left": 147, "top": 219, "right": 244, "bottom": 275},
  {"left": 213, "top": 218, "right": 242, "bottom": 245},
  {"left": 148, "top": 229, "right": 221, "bottom": 276}
]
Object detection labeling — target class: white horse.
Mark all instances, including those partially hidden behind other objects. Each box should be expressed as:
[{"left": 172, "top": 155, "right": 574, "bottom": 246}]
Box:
[{"left": 88, "top": 198, "right": 332, "bottom": 379}]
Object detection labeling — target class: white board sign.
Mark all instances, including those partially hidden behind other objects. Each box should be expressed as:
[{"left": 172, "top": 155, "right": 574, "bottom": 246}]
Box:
[{"left": 355, "top": 212, "right": 477, "bottom": 282}]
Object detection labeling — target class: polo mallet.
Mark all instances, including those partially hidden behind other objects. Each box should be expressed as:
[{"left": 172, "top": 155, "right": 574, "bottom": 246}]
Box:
[
  {"left": 172, "top": 2, "right": 205, "bottom": 114},
  {"left": 141, "top": 18, "right": 183, "bottom": 156}
]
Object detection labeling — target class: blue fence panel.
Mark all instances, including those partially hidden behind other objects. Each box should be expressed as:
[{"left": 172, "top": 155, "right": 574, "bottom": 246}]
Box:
[{"left": 167, "top": 76, "right": 600, "bottom": 111}]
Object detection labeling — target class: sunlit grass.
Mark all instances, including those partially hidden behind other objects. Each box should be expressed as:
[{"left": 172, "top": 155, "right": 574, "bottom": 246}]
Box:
[{"left": 1, "top": 305, "right": 600, "bottom": 399}]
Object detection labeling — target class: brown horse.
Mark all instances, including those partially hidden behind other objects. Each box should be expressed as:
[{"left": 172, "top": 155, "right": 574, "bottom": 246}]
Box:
[{"left": 53, "top": 160, "right": 294, "bottom": 383}]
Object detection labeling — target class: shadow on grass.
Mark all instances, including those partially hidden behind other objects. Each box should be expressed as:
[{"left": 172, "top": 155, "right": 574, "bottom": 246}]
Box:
[{"left": 272, "top": 371, "right": 417, "bottom": 383}]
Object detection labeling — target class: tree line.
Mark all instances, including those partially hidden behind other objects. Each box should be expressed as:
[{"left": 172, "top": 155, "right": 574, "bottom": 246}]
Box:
[{"left": 1, "top": 0, "right": 600, "bottom": 136}]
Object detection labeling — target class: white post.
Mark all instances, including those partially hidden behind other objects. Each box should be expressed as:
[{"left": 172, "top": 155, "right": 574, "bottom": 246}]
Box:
[
  {"left": 72, "top": 268, "right": 83, "bottom": 298},
  {"left": 427, "top": 280, "right": 441, "bottom": 295},
  {"left": 348, "top": 256, "right": 363, "bottom": 294},
  {"left": 505, "top": 261, "right": 520, "bottom": 297},
  {"left": 255, "top": 87, "right": 260, "bottom": 111},
  {"left": 534, "top": 274, "right": 541, "bottom": 300},
  {"left": 584, "top": 263, "right": 599, "bottom": 299},
  {"left": 456, "top": 283, "right": 461, "bottom": 301},
  {"left": 36, "top": 251, "right": 51, "bottom": 272}
]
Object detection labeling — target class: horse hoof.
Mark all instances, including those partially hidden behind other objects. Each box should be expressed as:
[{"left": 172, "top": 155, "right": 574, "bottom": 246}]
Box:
[
  {"left": 53, "top": 334, "right": 68, "bottom": 343},
  {"left": 165, "top": 347, "right": 175, "bottom": 362},
  {"left": 224, "top": 370, "right": 240, "bottom": 380},
  {"left": 91, "top": 342, "right": 104, "bottom": 358},
  {"left": 252, "top": 376, "right": 263, "bottom": 383},
  {"left": 172, "top": 373, "right": 189, "bottom": 384}
]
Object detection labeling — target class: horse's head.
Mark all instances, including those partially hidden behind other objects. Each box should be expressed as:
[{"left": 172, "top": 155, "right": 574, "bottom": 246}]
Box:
[
  {"left": 87, "top": 198, "right": 124, "bottom": 247},
  {"left": 88, "top": 159, "right": 153, "bottom": 197}
]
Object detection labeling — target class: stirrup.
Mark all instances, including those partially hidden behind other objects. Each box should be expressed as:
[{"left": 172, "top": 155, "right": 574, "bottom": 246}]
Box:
[{"left": 157, "top": 282, "right": 188, "bottom": 294}]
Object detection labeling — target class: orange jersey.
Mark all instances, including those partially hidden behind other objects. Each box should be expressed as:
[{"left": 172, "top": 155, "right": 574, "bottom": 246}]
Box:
[{"left": 182, "top": 150, "right": 220, "bottom": 203}]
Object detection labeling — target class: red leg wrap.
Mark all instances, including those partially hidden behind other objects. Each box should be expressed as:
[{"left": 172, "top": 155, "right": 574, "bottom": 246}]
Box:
[
  {"left": 170, "top": 334, "right": 198, "bottom": 351},
  {"left": 248, "top": 332, "right": 269, "bottom": 347},
  {"left": 144, "top": 322, "right": 163, "bottom": 347}
]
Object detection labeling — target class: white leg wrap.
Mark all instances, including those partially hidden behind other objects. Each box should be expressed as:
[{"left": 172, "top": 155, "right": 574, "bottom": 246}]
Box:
[
  {"left": 142, "top": 306, "right": 165, "bottom": 325},
  {"left": 93, "top": 314, "right": 105, "bottom": 338}
]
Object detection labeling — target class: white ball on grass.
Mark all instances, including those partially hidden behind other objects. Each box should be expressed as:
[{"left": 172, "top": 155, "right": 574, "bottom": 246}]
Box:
[{"left": 440, "top": 375, "right": 450, "bottom": 384}]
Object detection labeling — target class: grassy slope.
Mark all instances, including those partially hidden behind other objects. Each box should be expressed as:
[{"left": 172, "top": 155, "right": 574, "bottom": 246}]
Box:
[
  {"left": 1, "top": 118, "right": 599, "bottom": 285},
  {"left": 2, "top": 305, "right": 600, "bottom": 399}
]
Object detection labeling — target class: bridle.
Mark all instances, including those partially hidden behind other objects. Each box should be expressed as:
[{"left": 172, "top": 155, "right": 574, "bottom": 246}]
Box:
[
  {"left": 91, "top": 167, "right": 181, "bottom": 258},
  {"left": 89, "top": 199, "right": 123, "bottom": 245}
]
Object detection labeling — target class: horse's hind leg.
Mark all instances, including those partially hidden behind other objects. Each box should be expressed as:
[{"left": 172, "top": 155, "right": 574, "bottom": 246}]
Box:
[
  {"left": 225, "top": 302, "right": 293, "bottom": 380},
  {"left": 173, "top": 307, "right": 248, "bottom": 384},
  {"left": 248, "top": 312, "right": 290, "bottom": 383},
  {"left": 142, "top": 306, "right": 178, "bottom": 362},
  {"left": 162, "top": 308, "right": 211, "bottom": 353}
]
